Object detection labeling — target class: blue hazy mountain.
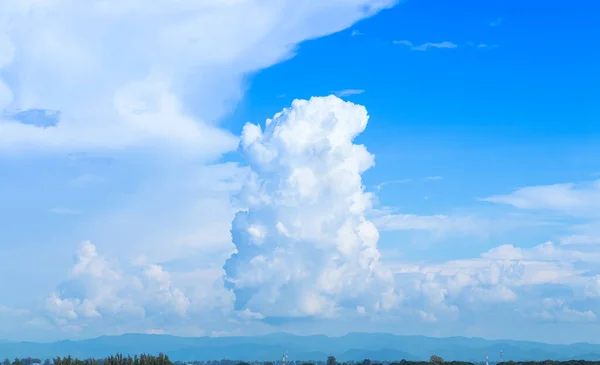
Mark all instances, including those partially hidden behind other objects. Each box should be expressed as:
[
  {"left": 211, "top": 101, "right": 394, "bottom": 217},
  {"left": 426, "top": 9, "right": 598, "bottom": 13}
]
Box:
[{"left": 1, "top": 333, "right": 600, "bottom": 362}]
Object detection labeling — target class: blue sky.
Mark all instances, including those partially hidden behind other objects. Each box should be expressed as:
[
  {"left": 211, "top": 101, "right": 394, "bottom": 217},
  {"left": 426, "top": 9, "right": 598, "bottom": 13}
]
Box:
[{"left": 0, "top": 0, "right": 599, "bottom": 344}]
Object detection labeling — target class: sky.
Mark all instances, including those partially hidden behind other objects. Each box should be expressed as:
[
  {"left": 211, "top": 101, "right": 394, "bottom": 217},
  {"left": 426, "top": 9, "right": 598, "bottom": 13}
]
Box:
[{"left": 0, "top": 0, "right": 599, "bottom": 344}]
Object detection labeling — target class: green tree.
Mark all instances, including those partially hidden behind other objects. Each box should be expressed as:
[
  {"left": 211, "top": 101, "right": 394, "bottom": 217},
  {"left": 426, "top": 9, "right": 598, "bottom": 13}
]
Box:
[
  {"left": 362, "top": 359, "right": 372, "bottom": 365},
  {"left": 327, "top": 357, "right": 337, "bottom": 365},
  {"left": 430, "top": 355, "right": 444, "bottom": 365}
]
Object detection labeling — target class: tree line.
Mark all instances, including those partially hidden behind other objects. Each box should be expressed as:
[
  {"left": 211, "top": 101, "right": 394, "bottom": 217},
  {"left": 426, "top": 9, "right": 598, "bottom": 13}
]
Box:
[
  {"left": 3, "top": 355, "right": 600, "bottom": 365},
  {"left": 3, "top": 354, "right": 173, "bottom": 365},
  {"left": 499, "top": 362, "right": 600, "bottom": 365}
]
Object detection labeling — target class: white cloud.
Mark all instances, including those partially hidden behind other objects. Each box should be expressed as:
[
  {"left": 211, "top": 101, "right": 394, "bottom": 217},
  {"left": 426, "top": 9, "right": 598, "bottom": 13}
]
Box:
[
  {"left": 247, "top": 225, "right": 268, "bottom": 245},
  {"left": 373, "top": 213, "right": 479, "bottom": 233},
  {"left": 393, "top": 40, "right": 458, "bottom": 51},
  {"left": 482, "top": 180, "right": 600, "bottom": 269},
  {"left": 237, "top": 308, "right": 265, "bottom": 320},
  {"left": 143, "top": 264, "right": 191, "bottom": 317},
  {"left": 482, "top": 180, "right": 600, "bottom": 217},
  {"left": 334, "top": 89, "right": 365, "bottom": 97},
  {"left": 46, "top": 241, "right": 230, "bottom": 331},
  {"left": 0, "top": 305, "right": 30, "bottom": 317},
  {"left": 415, "top": 277, "right": 459, "bottom": 322},
  {"left": 224, "top": 95, "right": 400, "bottom": 319},
  {"left": 584, "top": 276, "right": 600, "bottom": 297},
  {"left": 418, "top": 310, "right": 438, "bottom": 323},
  {"left": 79, "top": 162, "right": 246, "bottom": 264},
  {"left": 47, "top": 241, "right": 144, "bottom": 324},
  {"left": 145, "top": 329, "right": 166, "bottom": 335},
  {"left": 535, "top": 298, "right": 596, "bottom": 323},
  {"left": 387, "top": 238, "right": 600, "bottom": 321},
  {"left": 481, "top": 244, "right": 524, "bottom": 260},
  {"left": 468, "top": 285, "right": 517, "bottom": 303},
  {"left": 0, "top": 0, "right": 397, "bottom": 156},
  {"left": 373, "top": 176, "right": 440, "bottom": 191},
  {"left": 374, "top": 179, "right": 412, "bottom": 191},
  {"left": 561, "top": 234, "right": 600, "bottom": 246}
]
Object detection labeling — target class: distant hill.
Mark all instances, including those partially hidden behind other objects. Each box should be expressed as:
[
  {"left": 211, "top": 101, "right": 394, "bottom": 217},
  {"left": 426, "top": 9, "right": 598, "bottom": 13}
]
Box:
[{"left": 1, "top": 333, "right": 600, "bottom": 362}]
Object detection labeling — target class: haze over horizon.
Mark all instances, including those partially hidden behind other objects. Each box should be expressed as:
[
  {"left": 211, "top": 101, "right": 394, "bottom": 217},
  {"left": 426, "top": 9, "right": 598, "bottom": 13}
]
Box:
[
  {"left": 4, "top": 332, "right": 600, "bottom": 362},
  {"left": 1, "top": 0, "right": 599, "bottom": 346}
]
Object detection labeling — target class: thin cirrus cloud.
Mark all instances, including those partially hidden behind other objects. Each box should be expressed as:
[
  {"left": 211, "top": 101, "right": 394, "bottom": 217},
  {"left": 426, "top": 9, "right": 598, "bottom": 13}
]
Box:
[
  {"left": 375, "top": 179, "right": 412, "bottom": 191},
  {"left": 394, "top": 40, "right": 497, "bottom": 51},
  {"left": 375, "top": 176, "right": 442, "bottom": 190},
  {"left": 334, "top": 89, "right": 365, "bottom": 97},
  {"left": 373, "top": 213, "right": 479, "bottom": 233},
  {"left": 481, "top": 180, "right": 600, "bottom": 217},
  {"left": 393, "top": 40, "right": 458, "bottom": 51},
  {"left": 482, "top": 180, "right": 600, "bottom": 252}
]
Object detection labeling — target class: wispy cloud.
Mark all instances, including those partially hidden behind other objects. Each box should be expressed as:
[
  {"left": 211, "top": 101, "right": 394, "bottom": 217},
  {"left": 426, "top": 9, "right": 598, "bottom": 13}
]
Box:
[
  {"left": 373, "top": 213, "right": 479, "bottom": 233},
  {"left": 375, "top": 176, "right": 441, "bottom": 190},
  {"left": 351, "top": 29, "right": 364, "bottom": 36},
  {"left": 480, "top": 180, "right": 600, "bottom": 218},
  {"left": 489, "top": 17, "right": 503, "bottom": 27},
  {"left": 393, "top": 40, "right": 458, "bottom": 51},
  {"left": 334, "top": 89, "right": 365, "bottom": 97},
  {"left": 560, "top": 234, "right": 600, "bottom": 246},
  {"left": 392, "top": 40, "right": 413, "bottom": 47},
  {"left": 413, "top": 41, "right": 458, "bottom": 51},
  {"left": 0, "top": 306, "right": 30, "bottom": 317},
  {"left": 48, "top": 207, "right": 82, "bottom": 215},
  {"left": 375, "top": 179, "right": 412, "bottom": 191},
  {"left": 471, "top": 43, "right": 498, "bottom": 49}
]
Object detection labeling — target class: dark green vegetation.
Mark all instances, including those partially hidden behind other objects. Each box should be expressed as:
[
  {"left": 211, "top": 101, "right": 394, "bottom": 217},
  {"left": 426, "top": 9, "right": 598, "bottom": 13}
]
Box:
[
  {"left": 2, "top": 334, "right": 600, "bottom": 362},
  {"left": 501, "top": 363, "right": 600, "bottom": 365},
  {"left": 4, "top": 354, "right": 173, "bottom": 365},
  {"left": 3, "top": 354, "right": 600, "bottom": 365}
]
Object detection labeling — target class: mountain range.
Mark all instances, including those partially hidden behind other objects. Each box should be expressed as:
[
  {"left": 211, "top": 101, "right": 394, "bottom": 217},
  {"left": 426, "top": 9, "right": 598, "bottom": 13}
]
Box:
[{"left": 1, "top": 333, "right": 600, "bottom": 362}]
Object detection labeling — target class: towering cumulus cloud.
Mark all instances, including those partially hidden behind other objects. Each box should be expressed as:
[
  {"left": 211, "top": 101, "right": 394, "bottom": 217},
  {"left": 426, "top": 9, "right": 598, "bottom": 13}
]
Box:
[{"left": 224, "top": 96, "right": 398, "bottom": 319}]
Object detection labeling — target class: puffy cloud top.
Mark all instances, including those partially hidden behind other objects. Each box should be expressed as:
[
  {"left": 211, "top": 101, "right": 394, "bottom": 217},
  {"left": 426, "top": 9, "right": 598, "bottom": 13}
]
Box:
[{"left": 224, "top": 96, "right": 399, "bottom": 319}]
